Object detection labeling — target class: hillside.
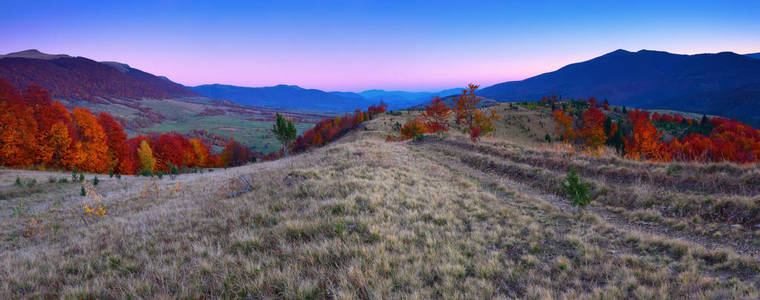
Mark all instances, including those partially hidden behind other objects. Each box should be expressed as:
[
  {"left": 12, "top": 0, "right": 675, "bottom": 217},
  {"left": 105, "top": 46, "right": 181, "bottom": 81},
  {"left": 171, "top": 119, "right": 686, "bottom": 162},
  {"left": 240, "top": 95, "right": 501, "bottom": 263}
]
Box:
[
  {"left": 0, "top": 51, "right": 337, "bottom": 152},
  {"left": 0, "top": 50, "right": 196, "bottom": 102},
  {"left": 478, "top": 49, "right": 760, "bottom": 126},
  {"left": 747, "top": 53, "right": 760, "bottom": 59},
  {"left": 2, "top": 107, "right": 760, "bottom": 298}
]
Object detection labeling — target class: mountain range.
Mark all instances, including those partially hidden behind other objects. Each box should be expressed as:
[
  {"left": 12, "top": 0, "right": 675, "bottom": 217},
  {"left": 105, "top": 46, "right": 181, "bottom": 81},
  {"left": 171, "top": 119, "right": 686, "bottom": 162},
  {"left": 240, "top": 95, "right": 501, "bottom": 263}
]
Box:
[
  {"left": 2, "top": 49, "right": 760, "bottom": 125},
  {"left": 191, "top": 84, "right": 462, "bottom": 111},
  {"left": 478, "top": 49, "right": 760, "bottom": 126},
  {"left": 190, "top": 84, "right": 373, "bottom": 111}
]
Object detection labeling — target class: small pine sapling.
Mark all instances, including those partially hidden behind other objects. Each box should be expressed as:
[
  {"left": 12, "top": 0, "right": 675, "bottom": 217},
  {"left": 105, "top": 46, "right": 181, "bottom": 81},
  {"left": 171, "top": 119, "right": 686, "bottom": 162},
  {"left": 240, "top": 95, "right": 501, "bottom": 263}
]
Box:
[{"left": 561, "top": 167, "right": 591, "bottom": 208}]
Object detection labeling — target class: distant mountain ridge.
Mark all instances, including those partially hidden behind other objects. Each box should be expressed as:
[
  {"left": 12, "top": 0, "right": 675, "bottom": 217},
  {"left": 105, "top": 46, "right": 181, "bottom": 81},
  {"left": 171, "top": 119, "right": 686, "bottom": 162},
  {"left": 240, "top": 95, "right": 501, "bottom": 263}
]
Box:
[
  {"left": 747, "top": 53, "right": 760, "bottom": 60},
  {"left": 191, "top": 84, "right": 377, "bottom": 111},
  {"left": 193, "top": 84, "right": 462, "bottom": 111},
  {"left": 0, "top": 49, "right": 196, "bottom": 102},
  {"left": 355, "top": 88, "right": 463, "bottom": 109},
  {"left": 478, "top": 49, "right": 760, "bottom": 126}
]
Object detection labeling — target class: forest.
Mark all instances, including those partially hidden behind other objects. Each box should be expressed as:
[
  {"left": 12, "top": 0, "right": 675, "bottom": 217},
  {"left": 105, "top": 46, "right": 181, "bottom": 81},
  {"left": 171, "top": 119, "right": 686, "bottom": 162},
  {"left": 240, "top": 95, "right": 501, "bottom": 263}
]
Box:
[
  {"left": 549, "top": 97, "right": 760, "bottom": 164},
  {"left": 0, "top": 80, "right": 387, "bottom": 174}
]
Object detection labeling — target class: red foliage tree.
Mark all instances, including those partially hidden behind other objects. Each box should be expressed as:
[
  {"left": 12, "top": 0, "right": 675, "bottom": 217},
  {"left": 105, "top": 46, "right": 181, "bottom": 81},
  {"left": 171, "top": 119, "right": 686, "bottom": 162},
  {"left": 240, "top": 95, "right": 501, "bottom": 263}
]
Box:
[
  {"left": 578, "top": 107, "right": 607, "bottom": 151},
  {"left": 420, "top": 97, "right": 452, "bottom": 134},
  {"left": 98, "top": 112, "right": 133, "bottom": 174},
  {"left": 0, "top": 80, "right": 41, "bottom": 167},
  {"left": 220, "top": 138, "right": 253, "bottom": 167}
]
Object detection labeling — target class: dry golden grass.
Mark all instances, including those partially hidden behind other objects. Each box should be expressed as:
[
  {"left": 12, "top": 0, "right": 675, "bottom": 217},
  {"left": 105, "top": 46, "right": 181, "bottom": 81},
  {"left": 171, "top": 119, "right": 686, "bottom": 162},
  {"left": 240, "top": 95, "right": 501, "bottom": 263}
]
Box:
[{"left": 1, "top": 110, "right": 759, "bottom": 298}]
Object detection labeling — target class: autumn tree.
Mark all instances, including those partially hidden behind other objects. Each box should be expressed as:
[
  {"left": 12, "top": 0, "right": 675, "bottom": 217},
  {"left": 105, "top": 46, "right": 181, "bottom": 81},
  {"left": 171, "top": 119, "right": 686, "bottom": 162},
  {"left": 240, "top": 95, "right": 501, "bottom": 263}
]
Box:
[
  {"left": 23, "top": 85, "right": 75, "bottom": 167},
  {"left": 70, "top": 108, "right": 110, "bottom": 172},
  {"left": 454, "top": 84, "right": 500, "bottom": 140},
  {"left": 400, "top": 117, "right": 427, "bottom": 140},
  {"left": 189, "top": 138, "right": 211, "bottom": 167},
  {"left": 0, "top": 80, "right": 40, "bottom": 167},
  {"left": 137, "top": 139, "right": 156, "bottom": 174},
  {"left": 624, "top": 109, "right": 669, "bottom": 161},
  {"left": 97, "top": 112, "right": 131, "bottom": 174},
  {"left": 470, "top": 108, "right": 500, "bottom": 141},
  {"left": 46, "top": 122, "right": 73, "bottom": 167},
  {"left": 220, "top": 138, "right": 253, "bottom": 167},
  {"left": 272, "top": 113, "right": 297, "bottom": 156},
  {"left": 577, "top": 107, "right": 607, "bottom": 151},
  {"left": 420, "top": 97, "right": 452, "bottom": 135},
  {"left": 552, "top": 109, "right": 576, "bottom": 144}
]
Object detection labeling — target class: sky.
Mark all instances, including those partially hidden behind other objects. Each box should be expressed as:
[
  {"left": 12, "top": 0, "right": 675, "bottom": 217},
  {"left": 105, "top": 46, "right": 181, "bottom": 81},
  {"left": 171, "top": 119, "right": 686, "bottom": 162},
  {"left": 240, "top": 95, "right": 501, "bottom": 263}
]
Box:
[{"left": 1, "top": 0, "right": 759, "bottom": 92}]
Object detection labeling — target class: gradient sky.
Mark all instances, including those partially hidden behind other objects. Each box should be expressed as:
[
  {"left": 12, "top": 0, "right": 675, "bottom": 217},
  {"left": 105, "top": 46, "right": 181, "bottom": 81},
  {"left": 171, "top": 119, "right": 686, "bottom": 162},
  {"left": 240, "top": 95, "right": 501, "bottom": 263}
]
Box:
[{"left": 1, "top": 0, "right": 759, "bottom": 91}]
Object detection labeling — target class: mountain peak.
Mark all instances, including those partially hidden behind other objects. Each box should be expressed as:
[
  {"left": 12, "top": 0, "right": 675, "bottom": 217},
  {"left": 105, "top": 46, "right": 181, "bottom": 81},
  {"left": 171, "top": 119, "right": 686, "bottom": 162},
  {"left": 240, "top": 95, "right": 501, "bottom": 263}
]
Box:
[{"left": 0, "top": 49, "right": 70, "bottom": 60}]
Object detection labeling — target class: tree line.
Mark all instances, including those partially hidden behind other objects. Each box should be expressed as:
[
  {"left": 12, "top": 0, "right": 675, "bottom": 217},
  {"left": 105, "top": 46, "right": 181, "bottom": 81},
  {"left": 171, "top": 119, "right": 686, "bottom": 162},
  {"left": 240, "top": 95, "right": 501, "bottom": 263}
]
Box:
[
  {"left": 0, "top": 80, "right": 253, "bottom": 174},
  {"left": 552, "top": 98, "right": 760, "bottom": 164}
]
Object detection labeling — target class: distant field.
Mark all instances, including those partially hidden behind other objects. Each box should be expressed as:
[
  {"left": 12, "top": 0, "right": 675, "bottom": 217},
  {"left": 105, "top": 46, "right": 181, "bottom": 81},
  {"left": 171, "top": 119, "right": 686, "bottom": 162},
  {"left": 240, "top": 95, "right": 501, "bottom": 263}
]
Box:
[
  {"left": 62, "top": 97, "right": 338, "bottom": 153},
  {"left": 142, "top": 116, "right": 314, "bottom": 153}
]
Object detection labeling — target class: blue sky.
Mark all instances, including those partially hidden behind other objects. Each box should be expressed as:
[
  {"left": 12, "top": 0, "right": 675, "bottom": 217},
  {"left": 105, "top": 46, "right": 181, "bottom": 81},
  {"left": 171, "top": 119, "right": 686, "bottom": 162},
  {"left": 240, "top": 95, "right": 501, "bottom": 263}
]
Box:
[{"left": 1, "top": 0, "right": 759, "bottom": 91}]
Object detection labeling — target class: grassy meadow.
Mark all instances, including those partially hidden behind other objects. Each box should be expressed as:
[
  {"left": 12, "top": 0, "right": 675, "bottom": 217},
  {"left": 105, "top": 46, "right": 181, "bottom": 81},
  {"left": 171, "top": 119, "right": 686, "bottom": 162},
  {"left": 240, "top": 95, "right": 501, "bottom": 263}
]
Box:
[{"left": 1, "top": 105, "right": 759, "bottom": 298}]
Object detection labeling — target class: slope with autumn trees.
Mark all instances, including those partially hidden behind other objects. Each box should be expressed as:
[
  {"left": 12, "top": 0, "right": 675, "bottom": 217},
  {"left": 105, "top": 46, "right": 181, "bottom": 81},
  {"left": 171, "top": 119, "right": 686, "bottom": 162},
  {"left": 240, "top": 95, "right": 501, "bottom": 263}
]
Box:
[
  {"left": 550, "top": 97, "right": 760, "bottom": 164},
  {"left": 0, "top": 80, "right": 259, "bottom": 174}
]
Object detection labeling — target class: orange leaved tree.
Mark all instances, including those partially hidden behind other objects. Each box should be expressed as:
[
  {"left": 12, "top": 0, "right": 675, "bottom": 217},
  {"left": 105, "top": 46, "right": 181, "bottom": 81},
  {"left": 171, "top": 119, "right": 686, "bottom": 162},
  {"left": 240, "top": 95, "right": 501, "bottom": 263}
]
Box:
[
  {"left": 400, "top": 118, "right": 427, "bottom": 140},
  {"left": 70, "top": 108, "right": 110, "bottom": 173},
  {"left": 454, "top": 84, "right": 500, "bottom": 140},
  {"left": 420, "top": 97, "right": 452, "bottom": 135},
  {"left": 552, "top": 109, "right": 576, "bottom": 144},
  {"left": 624, "top": 109, "right": 669, "bottom": 161}
]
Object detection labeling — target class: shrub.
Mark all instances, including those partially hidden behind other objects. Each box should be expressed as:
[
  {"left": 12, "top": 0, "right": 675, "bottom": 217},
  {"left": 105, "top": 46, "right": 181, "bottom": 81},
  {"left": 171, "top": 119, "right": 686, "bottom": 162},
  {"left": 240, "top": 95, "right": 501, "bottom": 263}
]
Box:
[
  {"left": 14, "top": 177, "right": 21, "bottom": 186},
  {"left": 58, "top": 178, "right": 68, "bottom": 183},
  {"left": 109, "top": 169, "right": 114, "bottom": 178},
  {"left": 116, "top": 173, "right": 121, "bottom": 180},
  {"left": 561, "top": 167, "right": 591, "bottom": 208},
  {"left": 400, "top": 118, "right": 427, "bottom": 140},
  {"left": 48, "top": 177, "right": 56, "bottom": 183},
  {"left": 81, "top": 186, "right": 86, "bottom": 197},
  {"left": 78, "top": 174, "right": 84, "bottom": 183},
  {"left": 93, "top": 176, "right": 99, "bottom": 186}
]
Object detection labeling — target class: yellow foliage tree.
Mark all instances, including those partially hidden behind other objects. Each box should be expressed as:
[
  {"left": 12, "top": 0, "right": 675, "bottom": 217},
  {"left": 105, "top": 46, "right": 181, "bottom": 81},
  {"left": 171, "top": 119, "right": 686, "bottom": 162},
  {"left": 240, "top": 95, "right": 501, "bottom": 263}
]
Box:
[{"left": 137, "top": 140, "right": 156, "bottom": 173}]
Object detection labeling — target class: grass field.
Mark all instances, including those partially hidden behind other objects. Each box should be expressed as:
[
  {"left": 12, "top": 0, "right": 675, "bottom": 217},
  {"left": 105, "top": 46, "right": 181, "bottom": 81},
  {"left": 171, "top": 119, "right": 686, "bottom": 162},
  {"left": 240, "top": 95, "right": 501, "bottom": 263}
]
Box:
[
  {"left": 142, "top": 116, "right": 314, "bottom": 153},
  {"left": 2, "top": 107, "right": 759, "bottom": 298},
  {"left": 63, "top": 97, "right": 337, "bottom": 153}
]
